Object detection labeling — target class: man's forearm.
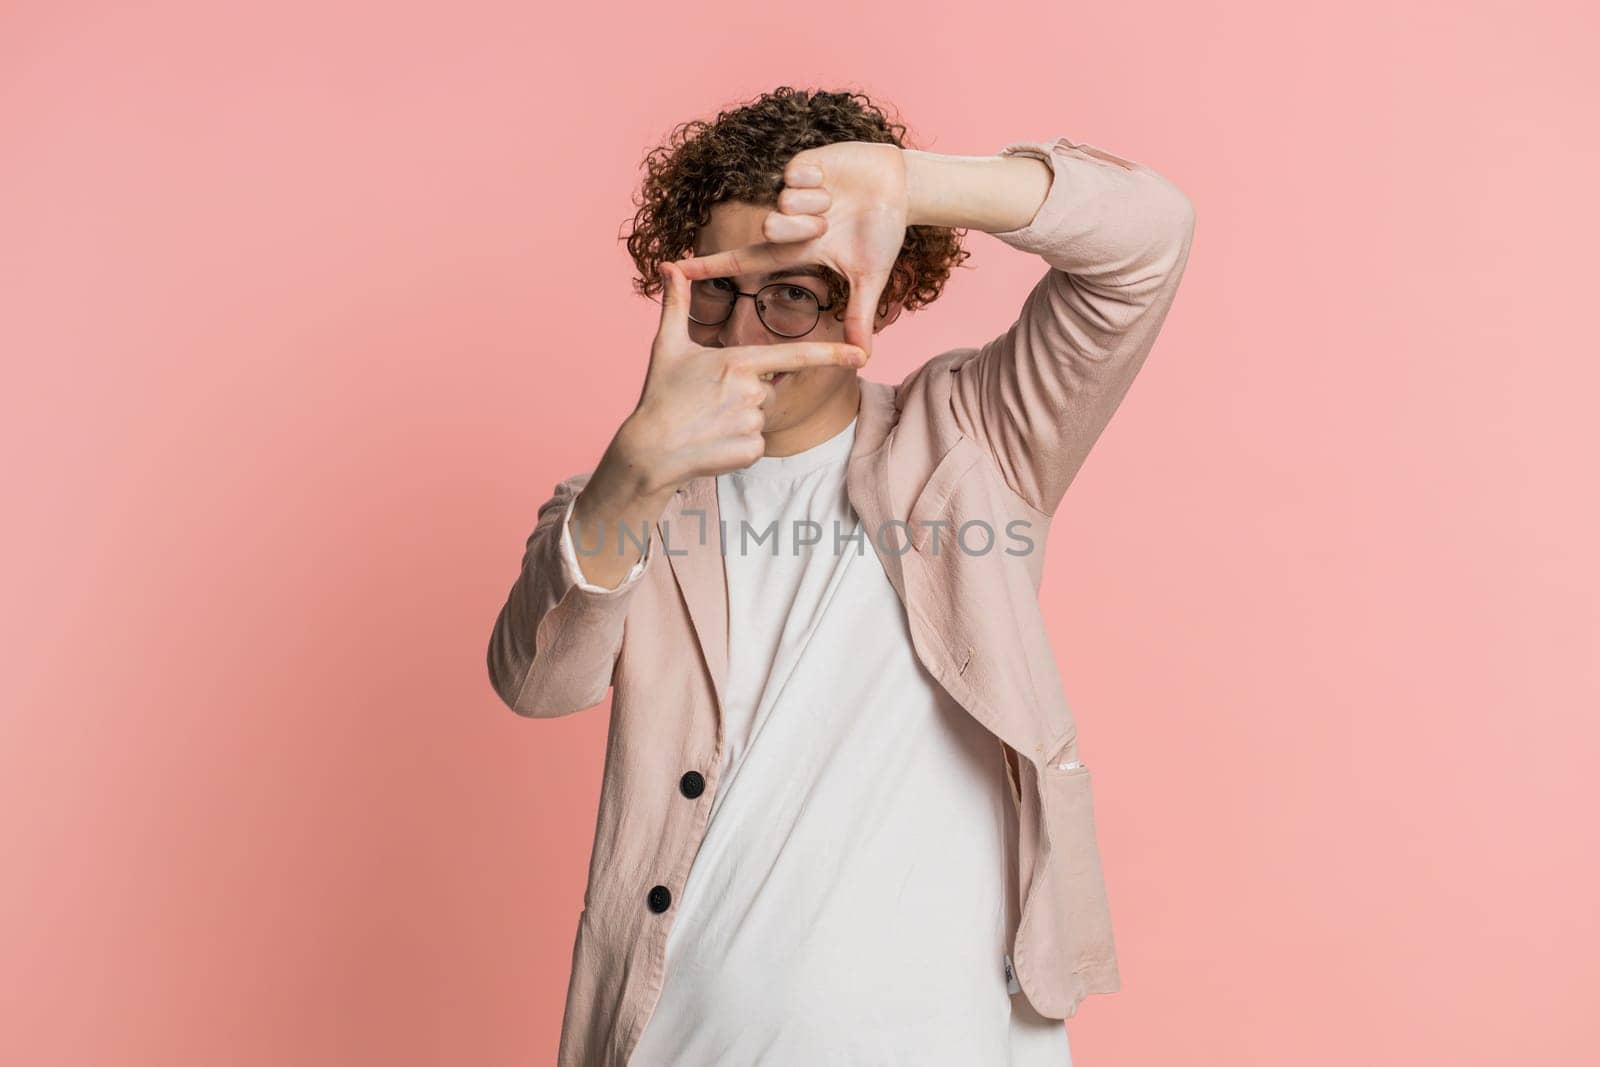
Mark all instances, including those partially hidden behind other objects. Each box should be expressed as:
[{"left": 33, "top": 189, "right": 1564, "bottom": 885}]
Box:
[
  {"left": 569, "top": 422, "right": 676, "bottom": 589},
  {"left": 942, "top": 136, "right": 1195, "bottom": 515},
  {"left": 903, "top": 148, "right": 1053, "bottom": 234}
]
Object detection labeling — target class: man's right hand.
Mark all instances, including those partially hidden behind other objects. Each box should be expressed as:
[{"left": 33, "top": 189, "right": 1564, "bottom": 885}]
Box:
[{"left": 567, "top": 258, "right": 867, "bottom": 589}]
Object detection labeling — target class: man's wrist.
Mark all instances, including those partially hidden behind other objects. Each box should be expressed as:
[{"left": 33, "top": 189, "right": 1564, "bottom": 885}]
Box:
[
  {"left": 902, "top": 148, "right": 939, "bottom": 229},
  {"left": 607, "top": 414, "right": 680, "bottom": 503},
  {"left": 581, "top": 419, "right": 676, "bottom": 525},
  {"left": 575, "top": 472, "right": 674, "bottom": 536},
  {"left": 902, "top": 147, "right": 1051, "bottom": 233}
]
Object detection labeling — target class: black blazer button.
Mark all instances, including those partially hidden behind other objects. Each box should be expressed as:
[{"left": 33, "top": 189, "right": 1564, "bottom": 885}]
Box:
[
  {"left": 647, "top": 884, "right": 672, "bottom": 913},
  {"left": 679, "top": 770, "right": 705, "bottom": 798}
]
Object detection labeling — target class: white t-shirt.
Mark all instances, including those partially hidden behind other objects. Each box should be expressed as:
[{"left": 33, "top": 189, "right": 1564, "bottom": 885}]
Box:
[{"left": 564, "top": 418, "right": 1072, "bottom": 1065}]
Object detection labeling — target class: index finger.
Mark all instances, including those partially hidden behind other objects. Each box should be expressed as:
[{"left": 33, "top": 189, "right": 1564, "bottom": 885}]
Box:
[
  {"left": 735, "top": 341, "right": 868, "bottom": 375},
  {"left": 675, "top": 240, "right": 808, "bottom": 282}
]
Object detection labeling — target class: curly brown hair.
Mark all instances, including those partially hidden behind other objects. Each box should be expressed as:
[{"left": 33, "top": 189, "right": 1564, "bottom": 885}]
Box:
[{"left": 622, "top": 86, "right": 971, "bottom": 327}]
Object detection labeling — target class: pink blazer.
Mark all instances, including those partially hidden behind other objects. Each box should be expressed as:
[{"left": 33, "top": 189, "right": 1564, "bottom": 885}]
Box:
[{"left": 488, "top": 135, "right": 1195, "bottom": 1066}]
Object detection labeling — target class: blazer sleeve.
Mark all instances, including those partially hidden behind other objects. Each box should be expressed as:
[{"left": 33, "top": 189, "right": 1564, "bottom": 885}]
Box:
[
  {"left": 486, "top": 473, "right": 655, "bottom": 717},
  {"left": 949, "top": 136, "right": 1196, "bottom": 516}
]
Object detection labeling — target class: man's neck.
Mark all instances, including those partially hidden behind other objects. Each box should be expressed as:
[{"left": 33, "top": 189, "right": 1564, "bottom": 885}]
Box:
[{"left": 759, "top": 375, "right": 861, "bottom": 458}]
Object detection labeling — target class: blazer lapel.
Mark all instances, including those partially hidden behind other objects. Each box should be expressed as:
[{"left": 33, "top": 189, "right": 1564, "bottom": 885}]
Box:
[
  {"left": 657, "top": 475, "right": 729, "bottom": 719},
  {"left": 656, "top": 375, "right": 902, "bottom": 729},
  {"left": 847, "top": 377, "right": 905, "bottom": 604}
]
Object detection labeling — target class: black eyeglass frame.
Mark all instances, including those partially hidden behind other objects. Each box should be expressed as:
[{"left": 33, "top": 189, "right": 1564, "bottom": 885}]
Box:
[{"left": 685, "top": 279, "right": 840, "bottom": 339}]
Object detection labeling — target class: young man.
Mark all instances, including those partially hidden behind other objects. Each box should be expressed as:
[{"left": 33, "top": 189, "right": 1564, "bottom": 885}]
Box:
[{"left": 488, "top": 87, "right": 1194, "bottom": 1066}]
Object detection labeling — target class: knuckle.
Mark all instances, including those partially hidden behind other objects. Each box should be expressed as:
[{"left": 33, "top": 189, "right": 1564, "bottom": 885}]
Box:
[{"left": 721, "top": 406, "right": 758, "bottom": 433}]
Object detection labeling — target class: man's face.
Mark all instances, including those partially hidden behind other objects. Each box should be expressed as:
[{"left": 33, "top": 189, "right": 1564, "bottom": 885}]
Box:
[{"left": 689, "top": 200, "right": 858, "bottom": 436}]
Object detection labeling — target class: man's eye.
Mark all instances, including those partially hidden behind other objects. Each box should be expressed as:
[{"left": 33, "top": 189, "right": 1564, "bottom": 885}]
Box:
[{"left": 710, "top": 278, "right": 737, "bottom": 292}]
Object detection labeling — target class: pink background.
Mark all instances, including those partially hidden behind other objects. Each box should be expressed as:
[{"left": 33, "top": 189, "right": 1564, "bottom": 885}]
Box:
[{"left": 3, "top": 1, "right": 1596, "bottom": 1064}]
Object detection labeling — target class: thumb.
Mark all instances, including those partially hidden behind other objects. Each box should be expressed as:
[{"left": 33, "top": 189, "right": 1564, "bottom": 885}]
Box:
[
  {"left": 843, "top": 269, "right": 890, "bottom": 357},
  {"left": 656, "top": 259, "right": 691, "bottom": 343}
]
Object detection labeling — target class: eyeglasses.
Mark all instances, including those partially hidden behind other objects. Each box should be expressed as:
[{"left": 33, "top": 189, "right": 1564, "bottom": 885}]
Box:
[{"left": 687, "top": 277, "right": 838, "bottom": 338}]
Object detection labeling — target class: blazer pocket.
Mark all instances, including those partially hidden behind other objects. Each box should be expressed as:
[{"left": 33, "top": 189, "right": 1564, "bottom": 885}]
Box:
[
  {"left": 1039, "top": 761, "right": 1117, "bottom": 967},
  {"left": 908, "top": 436, "right": 988, "bottom": 557}
]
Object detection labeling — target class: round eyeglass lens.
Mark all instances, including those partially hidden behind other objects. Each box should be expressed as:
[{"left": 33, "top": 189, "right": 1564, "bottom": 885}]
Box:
[{"left": 688, "top": 280, "right": 821, "bottom": 337}]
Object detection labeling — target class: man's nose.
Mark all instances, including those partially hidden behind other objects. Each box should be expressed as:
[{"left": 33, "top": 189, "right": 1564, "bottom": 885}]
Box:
[{"left": 717, "top": 293, "right": 773, "bottom": 347}]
